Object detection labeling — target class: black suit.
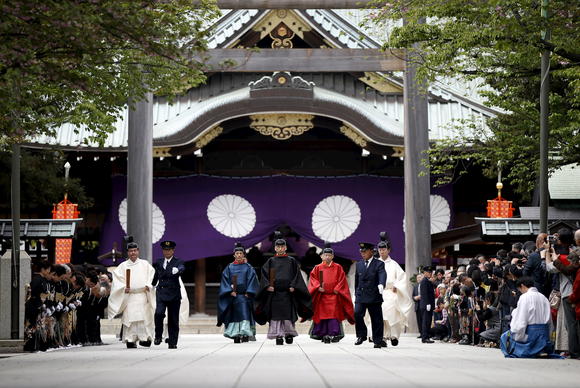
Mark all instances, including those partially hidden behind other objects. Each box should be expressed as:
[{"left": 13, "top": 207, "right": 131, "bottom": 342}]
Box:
[
  {"left": 152, "top": 256, "right": 185, "bottom": 346},
  {"left": 412, "top": 283, "right": 422, "bottom": 335},
  {"left": 419, "top": 276, "right": 435, "bottom": 341},
  {"left": 354, "top": 258, "right": 387, "bottom": 343}
]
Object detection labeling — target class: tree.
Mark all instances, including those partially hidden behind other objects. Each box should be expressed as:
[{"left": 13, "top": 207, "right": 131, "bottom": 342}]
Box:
[
  {"left": 0, "top": 149, "right": 93, "bottom": 213},
  {"left": 369, "top": 0, "right": 580, "bottom": 200},
  {"left": 0, "top": 0, "right": 220, "bottom": 147}
]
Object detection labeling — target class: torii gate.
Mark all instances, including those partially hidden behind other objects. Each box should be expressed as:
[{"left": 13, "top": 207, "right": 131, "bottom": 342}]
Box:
[{"left": 127, "top": 0, "right": 431, "bottom": 278}]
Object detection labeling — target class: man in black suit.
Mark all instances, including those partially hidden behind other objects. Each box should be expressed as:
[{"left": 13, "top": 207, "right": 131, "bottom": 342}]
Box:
[
  {"left": 412, "top": 273, "right": 423, "bottom": 338},
  {"left": 419, "top": 266, "right": 436, "bottom": 343},
  {"left": 153, "top": 240, "right": 185, "bottom": 349},
  {"left": 354, "top": 242, "right": 387, "bottom": 348}
]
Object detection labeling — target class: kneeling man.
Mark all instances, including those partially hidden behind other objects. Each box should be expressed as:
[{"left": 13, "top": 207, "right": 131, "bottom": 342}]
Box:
[{"left": 500, "top": 277, "right": 558, "bottom": 358}]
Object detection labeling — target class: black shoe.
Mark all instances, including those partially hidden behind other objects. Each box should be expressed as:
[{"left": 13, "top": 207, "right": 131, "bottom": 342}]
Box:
[
  {"left": 168, "top": 344, "right": 177, "bottom": 349},
  {"left": 139, "top": 340, "right": 151, "bottom": 347},
  {"left": 241, "top": 336, "right": 249, "bottom": 343},
  {"left": 165, "top": 338, "right": 169, "bottom": 343},
  {"left": 374, "top": 340, "right": 387, "bottom": 348},
  {"left": 368, "top": 337, "right": 373, "bottom": 342},
  {"left": 154, "top": 338, "right": 162, "bottom": 346},
  {"left": 391, "top": 338, "right": 399, "bottom": 346},
  {"left": 234, "top": 336, "right": 241, "bottom": 344},
  {"left": 416, "top": 335, "right": 422, "bottom": 338},
  {"left": 275, "top": 337, "right": 284, "bottom": 345},
  {"left": 330, "top": 336, "right": 340, "bottom": 343},
  {"left": 285, "top": 336, "right": 293, "bottom": 344},
  {"left": 323, "top": 336, "right": 331, "bottom": 344},
  {"left": 126, "top": 342, "right": 137, "bottom": 349},
  {"left": 354, "top": 337, "right": 365, "bottom": 345},
  {"left": 422, "top": 339, "right": 434, "bottom": 344}
]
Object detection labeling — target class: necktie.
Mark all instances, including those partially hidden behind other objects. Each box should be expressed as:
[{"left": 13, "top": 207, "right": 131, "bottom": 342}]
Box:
[
  {"left": 164, "top": 260, "right": 168, "bottom": 270},
  {"left": 365, "top": 260, "right": 369, "bottom": 268}
]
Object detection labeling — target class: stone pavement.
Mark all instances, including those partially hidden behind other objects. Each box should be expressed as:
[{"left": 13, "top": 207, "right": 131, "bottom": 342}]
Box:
[{"left": 0, "top": 334, "right": 577, "bottom": 388}]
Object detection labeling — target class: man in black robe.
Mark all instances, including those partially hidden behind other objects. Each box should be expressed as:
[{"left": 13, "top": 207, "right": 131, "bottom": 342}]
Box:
[{"left": 255, "top": 232, "right": 312, "bottom": 345}]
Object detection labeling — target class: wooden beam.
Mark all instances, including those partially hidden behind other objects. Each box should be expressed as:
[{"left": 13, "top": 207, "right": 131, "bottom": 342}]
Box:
[
  {"left": 193, "top": 1, "right": 379, "bottom": 9},
  {"left": 199, "top": 48, "right": 405, "bottom": 72}
]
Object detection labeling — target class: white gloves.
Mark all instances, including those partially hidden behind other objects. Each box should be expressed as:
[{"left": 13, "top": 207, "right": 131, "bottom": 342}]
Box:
[
  {"left": 68, "top": 303, "right": 76, "bottom": 310},
  {"left": 56, "top": 302, "right": 63, "bottom": 312},
  {"left": 378, "top": 284, "right": 384, "bottom": 294},
  {"left": 172, "top": 267, "right": 179, "bottom": 275},
  {"left": 426, "top": 304, "right": 432, "bottom": 312}
]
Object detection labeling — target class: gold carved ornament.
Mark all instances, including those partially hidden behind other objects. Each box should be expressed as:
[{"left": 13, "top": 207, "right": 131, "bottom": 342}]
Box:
[
  {"left": 195, "top": 125, "right": 224, "bottom": 148},
  {"left": 340, "top": 125, "right": 368, "bottom": 148},
  {"left": 250, "top": 114, "right": 314, "bottom": 140},
  {"left": 270, "top": 24, "right": 295, "bottom": 49}
]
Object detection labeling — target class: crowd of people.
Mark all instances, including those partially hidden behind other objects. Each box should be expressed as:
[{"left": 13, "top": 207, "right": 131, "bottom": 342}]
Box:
[
  {"left": 23, "top": 261, "right": 111, "bottom": 352},
  {"left": 22, "top": 227, "right": 580, "bottom": 359},
  {"left": 413, "top": 228, "right": 580, "bottom": 359}
]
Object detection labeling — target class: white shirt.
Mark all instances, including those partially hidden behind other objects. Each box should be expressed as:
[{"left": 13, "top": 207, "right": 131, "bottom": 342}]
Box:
[
  {"left": 509, "top": 287, "right": 551, "bottom": 342},
  {"left": 163, "top": 256, "right": 173, "bottom": 270}
]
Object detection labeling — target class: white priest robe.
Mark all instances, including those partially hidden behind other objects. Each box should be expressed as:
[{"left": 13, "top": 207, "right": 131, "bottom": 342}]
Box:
[
  {"left": 509, "top": 287, "right": 551, "bottom": 342},
  {"left": 381, "top": 256, "right": 413, "bottom": 339},
  {"left": 347, "top": 261, "right": 357, "bottom": 303},
  {"left": 108, "top": 258, "right": 156, "bottom": 343}
]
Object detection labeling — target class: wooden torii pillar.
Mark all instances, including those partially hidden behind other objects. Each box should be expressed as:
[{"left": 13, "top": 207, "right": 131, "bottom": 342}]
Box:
[{"left": 128, "top": 1, "right": 431, "bottom": 311}]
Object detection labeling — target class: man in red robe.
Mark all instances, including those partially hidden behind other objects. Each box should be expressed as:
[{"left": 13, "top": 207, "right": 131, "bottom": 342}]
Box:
[{"left": 308, "top": 244, "right": 355, "bottom": 343}]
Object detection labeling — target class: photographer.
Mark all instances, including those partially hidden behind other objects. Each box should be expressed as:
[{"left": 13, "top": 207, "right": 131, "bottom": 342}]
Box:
[
  {"left": 524, "top": 235, "right": 548, "bottom": 296},
  {"left": 545, "top": 228, "right": 580, "bottom": 359}
]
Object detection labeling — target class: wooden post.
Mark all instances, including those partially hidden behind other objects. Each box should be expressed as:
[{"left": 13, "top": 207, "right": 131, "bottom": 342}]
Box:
[
  {"left": 403, "top": 41, "right": 432, "bottom": 279},
  {"left": 194, "top": 258, "right": 206, "bottom": 313},
  {"left": 127, "top": 93, "right": 153, "bottom": 263}
]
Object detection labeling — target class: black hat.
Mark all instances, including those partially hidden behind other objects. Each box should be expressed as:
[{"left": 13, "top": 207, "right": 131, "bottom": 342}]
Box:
[
  {"left": 377, "top": 231, "right": 391, "bottom": 249},
  {"left": 422, "top": 266, "right": 434, "bottom": 273},
  {"left": 125, "top": 236, "right": 138, "bottom": 250},
  {"left": 161, "top": 240, "right": 176, "bottom": 250},
  {"left": 358, "top": 242, "right": 374, "bottom": 251},
  {"left": 274, "top": 231, "right": 286, "bottom": 246},
  {"left": 322, "top": 242, "right": 334, "bottom": 255},
  {"left": 234, "top": 242, "right": 245, "bottom": 253}
]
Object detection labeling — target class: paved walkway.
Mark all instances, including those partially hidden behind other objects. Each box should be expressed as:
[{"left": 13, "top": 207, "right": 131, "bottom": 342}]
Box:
[{"left": 0, "top": 334, "right": 577, "bottom": 388}]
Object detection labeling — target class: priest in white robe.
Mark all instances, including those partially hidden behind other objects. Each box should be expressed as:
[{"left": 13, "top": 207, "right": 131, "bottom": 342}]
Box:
[
  {"left": 500, "top": 276, "right": 560, "bottom": 358},
  {"left": 377, "top": 234, "right": 413, "bottom": 346},
  {"left": 108, "top": 241, "right": 156, "bottom": 348}
]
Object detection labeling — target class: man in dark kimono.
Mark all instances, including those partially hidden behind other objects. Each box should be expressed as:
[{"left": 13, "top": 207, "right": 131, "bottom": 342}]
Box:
[
  {"left": 24, "top": 260, "right": 52, "bottom": 352},
  {"left": 354, "top": 242, "right": 387, "bottom": 348},
  {"left": 152, "top": 240, "right": 185, "bottom": 349},
  {"left": 308, "top": 244, "right": 354, "bottom": 343},
  {"left": 217, "top": 243, "right": 260, "bottom": 343},
  {"left": 255, "top": 232, "right": 313, "bottom": 345},
  {"left": 419, "top": 266, "right": 436, "bottom": 343}
]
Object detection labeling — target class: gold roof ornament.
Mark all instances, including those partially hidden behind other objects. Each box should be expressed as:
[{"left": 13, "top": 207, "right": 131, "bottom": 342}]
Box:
[
  {"left": 249, "top": 113, "right": 314, "bottom": 140},
  {"left": 339, "top": 124, "right": 368, "bottom": 148},
  {"left": 195, "top": 125, "right": 224, "bottom": 148}
]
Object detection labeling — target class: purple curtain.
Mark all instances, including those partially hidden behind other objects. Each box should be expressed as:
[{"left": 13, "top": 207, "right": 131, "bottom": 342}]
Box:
[{"left": 99, "top": 175, "right": 452, "bottom": 264}]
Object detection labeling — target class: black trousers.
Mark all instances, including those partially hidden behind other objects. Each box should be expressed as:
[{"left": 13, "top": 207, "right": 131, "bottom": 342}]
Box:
[
  {"left": 420, "top": 308, "right": 433, "bottom": 341},
  {"left": 354, "top": 302, "right": 384, "bottom": 343},
  {"left": 155, "top": 298, "right": 181, "bottom": 346},
  {"left": 415, "top": 307, "right": 422, "bottom": 335}
]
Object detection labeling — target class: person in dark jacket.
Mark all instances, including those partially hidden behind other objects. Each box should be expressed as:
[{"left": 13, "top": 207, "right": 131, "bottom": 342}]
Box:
[
  {"left": 354, "top": 242, "right": 387, "bottom": 348},
  {"left": 419, "top": 266, "right": 436, "bottom": 343},
  {"left": 152, "top": 240, "right": 185, "bottom": 349}
]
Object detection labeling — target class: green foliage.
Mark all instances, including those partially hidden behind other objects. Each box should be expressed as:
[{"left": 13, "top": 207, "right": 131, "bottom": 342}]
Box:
[
  {"left": 0, "top": 0, "right": 220, "bottom": 147},
  {"left": 369, "top": 0, "right": 580, "bottom": 199},
  {"left": 0, "top": 149, "right": 93, "bottom": 212}
]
